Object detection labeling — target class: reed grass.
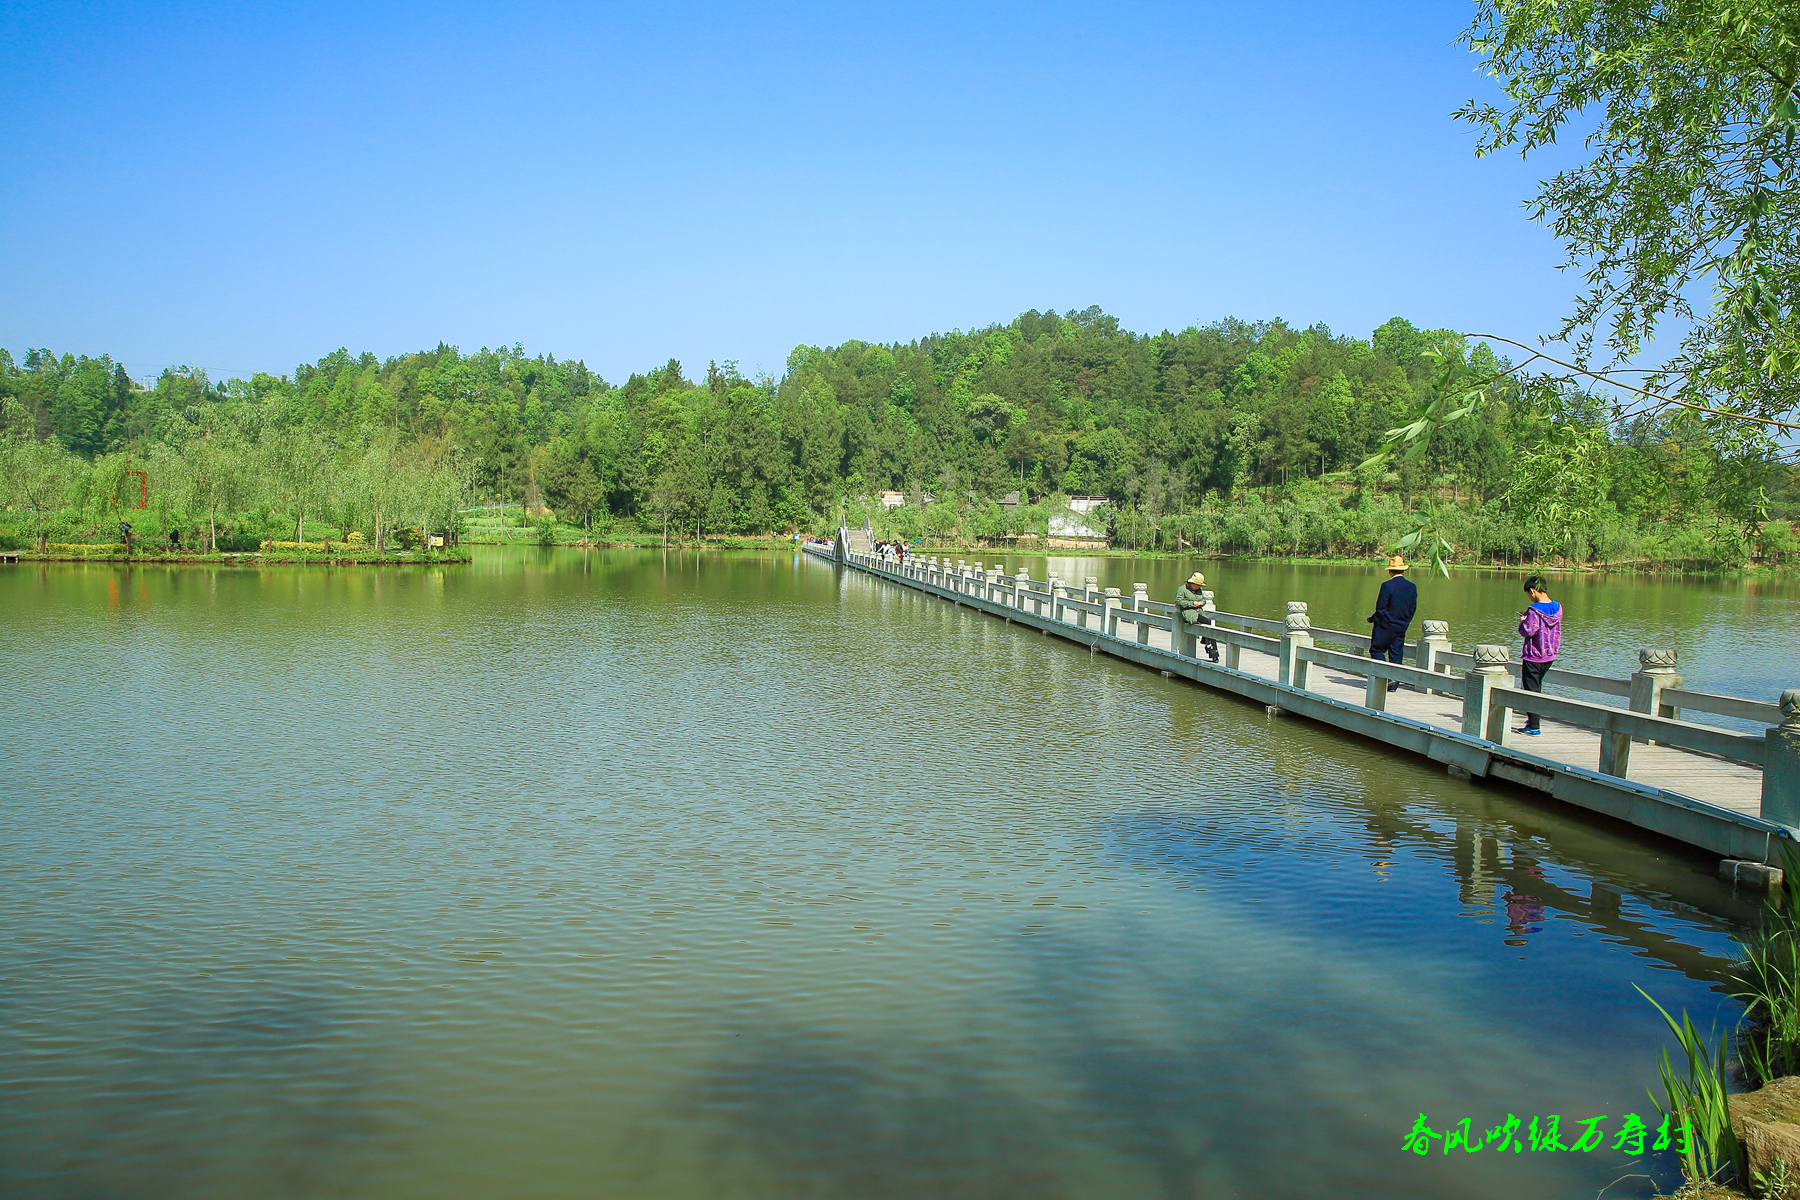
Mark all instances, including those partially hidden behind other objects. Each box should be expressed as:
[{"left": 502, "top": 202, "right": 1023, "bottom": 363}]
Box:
[
  {"left": 1734, "top": 841, "right": 1800, "bottom": 1088},
  {"left": 1638, "top": 985, "right": 1747, "bottom": 1187}
]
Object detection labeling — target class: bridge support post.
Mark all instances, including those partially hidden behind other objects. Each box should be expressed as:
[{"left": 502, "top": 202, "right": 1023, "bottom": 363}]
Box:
[
  {"left": 1278, "top": 602, "right": 1312, "bottom": 690},
  {"left": 1463, "top": 645, "right": 1511, "bottom": 744},
  {"left": 1630, "top": 648, "right": 1682, "bottom": 741},
  {"left": 1763, "top": 691, "right": 1800, "bottom": 826}
]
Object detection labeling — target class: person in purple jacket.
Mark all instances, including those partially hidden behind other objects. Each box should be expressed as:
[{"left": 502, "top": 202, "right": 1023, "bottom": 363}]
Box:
[{"left": 1516, "top": 574, "right": 1563, "bottom": 735}]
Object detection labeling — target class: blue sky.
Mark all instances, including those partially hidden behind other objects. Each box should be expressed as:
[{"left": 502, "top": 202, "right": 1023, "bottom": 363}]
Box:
[{"left": 1, "top": 1, "right": 1580, "bottom": 384}]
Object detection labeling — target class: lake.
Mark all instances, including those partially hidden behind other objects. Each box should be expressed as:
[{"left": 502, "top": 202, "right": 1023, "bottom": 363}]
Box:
[{"left": 4, "top": 549, "right": 1798, "bottom": 1198}]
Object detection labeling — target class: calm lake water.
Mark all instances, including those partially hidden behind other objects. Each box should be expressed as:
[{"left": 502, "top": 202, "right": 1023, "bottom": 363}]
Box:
[{"left": 3, "top": 549, "right": 1799, "bottom": 1198}]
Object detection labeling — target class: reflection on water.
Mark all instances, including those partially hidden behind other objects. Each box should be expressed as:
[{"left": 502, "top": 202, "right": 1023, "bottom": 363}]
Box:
[{"left": 0, "top": 549, "right": 1780, "bottom": 1198}]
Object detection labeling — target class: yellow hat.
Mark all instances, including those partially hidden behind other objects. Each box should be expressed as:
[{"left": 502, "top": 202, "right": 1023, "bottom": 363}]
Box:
[
  {"left": 1187, "top": 572, "right": 1205, "bottom": 587},
  {"left": 1386, "top": 555, "right": 1408, "bottom": 572}
]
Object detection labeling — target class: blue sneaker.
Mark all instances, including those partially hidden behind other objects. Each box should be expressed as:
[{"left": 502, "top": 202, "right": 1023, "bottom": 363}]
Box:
[{"left": 1525, "top": 728, "right": 1541, "bottom": 736}]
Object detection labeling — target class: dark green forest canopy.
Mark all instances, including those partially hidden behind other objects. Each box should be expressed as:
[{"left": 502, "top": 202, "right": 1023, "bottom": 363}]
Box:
[{"left": 2, "top": 307, "right": 1792, "bottom": 539}]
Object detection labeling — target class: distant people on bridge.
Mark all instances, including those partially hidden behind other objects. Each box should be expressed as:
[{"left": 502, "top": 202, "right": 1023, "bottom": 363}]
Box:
[
  {"left": 1175, "top": 572, "right": 1220, "bottom": 663},
  {"left": 1367, "top": 555, "right": 1417, "bottom": 690},
  {"left": 1516, "top": 575, "right": 1563, "bottom": 736}
]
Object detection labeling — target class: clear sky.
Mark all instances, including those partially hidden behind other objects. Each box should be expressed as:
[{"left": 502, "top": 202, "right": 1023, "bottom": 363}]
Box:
[{"left": 1, "top": 0, "right": 1582, "bottom": 385}]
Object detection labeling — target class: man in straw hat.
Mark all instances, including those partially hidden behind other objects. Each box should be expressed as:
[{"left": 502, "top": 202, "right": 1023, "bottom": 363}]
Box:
[
  {"left": 1366, "top": 555, "right": 1418, "bottom": 690},
  {"left": 1175, "top": 571, "right": 1220, "bottom": 663}
]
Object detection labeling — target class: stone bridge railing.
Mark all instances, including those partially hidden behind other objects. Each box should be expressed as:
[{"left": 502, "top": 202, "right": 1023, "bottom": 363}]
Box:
[{"left": 849, "top": 550, "right": 1800, "bottom": 825}]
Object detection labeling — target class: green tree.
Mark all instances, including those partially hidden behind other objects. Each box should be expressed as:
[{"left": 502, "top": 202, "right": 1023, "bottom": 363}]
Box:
[
  {"left": 565, "top": 458, "right": 603, "bottom": 531},
  {"left": 1459, "top": 0, "right": 1800, "bottom": 429},
  {"left": 0, "top": 400, "right": 74, "bottom": 551}
]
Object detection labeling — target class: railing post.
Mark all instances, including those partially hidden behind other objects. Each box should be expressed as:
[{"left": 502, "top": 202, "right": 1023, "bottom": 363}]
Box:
[
  {"left": 1417, "top": 620, "right": 1450, "bottom": 683},
  {"left": 1131, "top": 582, "right": 1148, "bottom": 611},
  {"left": 1045, "top": 572, "right": 1059, "bottom": 618},
  {"left": 1462, "top": 644, "right": 1511, "bottom": 744},
  {"left": 1630, "top": 648, "right": 1682, "bottom": 740},
  {"left": 1085, "top": 576, "right": 1099, "bottom": 605},
  {"left": 1103, "top": 587, "right": 1122, "bottom": 637},
  {"left": 1014, "top": 569, "right": 1030, "bottom": 609},
  {"left": 1278, "top": 602, "right": 1313, "bottom": 690},
  {"left": 1174, "top": 610, "right": 1195, "bottom": 658},
  {"left": 1763, "top": 691, "right": 1800, "bottom": 826},
  {"left": 1198, "top": 589, "right": 1229, "bottom": 667}
]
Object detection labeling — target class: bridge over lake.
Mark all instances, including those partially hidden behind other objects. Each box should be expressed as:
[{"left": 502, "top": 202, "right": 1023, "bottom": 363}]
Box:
[{"left": 812, "top": 526, "right": 1800, "bottom": 878}]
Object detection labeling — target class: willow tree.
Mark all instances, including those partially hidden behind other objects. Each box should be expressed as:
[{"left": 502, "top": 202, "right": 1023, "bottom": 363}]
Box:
[
  {"left": 173, "top": 411, "right": 249, "bottom": 552},
  {"left": 1364, "top": 1, "right": 1800, "bottom": 573},
  {"left": 0, "top": 400, "right": 74, "bottom": 551},
  {"left": 1458, "top": 0, "right": 1800, "bottom": 430},
  {"left": 354, "top": 433, "right": 408, "bottom": 554}
]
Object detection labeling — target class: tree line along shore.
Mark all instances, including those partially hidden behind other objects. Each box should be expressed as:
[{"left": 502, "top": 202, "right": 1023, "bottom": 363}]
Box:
[{"left": 3, "top": 310, "right": 1797, "bottom": 570}]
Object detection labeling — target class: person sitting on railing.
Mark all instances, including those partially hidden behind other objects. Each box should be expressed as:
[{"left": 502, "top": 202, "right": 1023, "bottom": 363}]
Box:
[
  {"left": 1175, "top": 572, "right": 1220, "bottom": 663},
  {"left": 1367, "top": 555, "right": 1417, "bottom": 691},
  {"left": 1516, "top": 575, "right": 1563, "bottom": 736}
]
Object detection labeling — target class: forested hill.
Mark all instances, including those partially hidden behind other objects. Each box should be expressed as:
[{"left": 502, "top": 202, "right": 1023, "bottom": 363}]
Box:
[{"left": 2, "top": 308, "right": 1794, "bottom": 564}]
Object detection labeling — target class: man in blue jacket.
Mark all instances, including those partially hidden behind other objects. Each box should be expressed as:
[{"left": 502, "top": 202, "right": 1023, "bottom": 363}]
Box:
[{"left": 1367, "top": 554, "right": 1417, "bottom": 691}]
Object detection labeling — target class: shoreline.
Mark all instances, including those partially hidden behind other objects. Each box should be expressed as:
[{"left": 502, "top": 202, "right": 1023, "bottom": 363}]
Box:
[
  {"left": 9, "top": 547, "right": 474, "bottom": 565},
  {"left": 532, "top": 537, "right": 1794, "bottom": 576},
  {"left": 9, "top": 538, "right": 1792, "bottom": 577}
]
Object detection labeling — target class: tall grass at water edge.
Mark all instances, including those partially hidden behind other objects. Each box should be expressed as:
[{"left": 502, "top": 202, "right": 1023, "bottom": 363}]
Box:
[{"left": 1635, "top": 841, "right": 1800, "bottom": 1192}]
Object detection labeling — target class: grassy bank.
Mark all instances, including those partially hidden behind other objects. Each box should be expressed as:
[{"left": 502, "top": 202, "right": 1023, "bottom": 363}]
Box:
[{"left": 16, "top": 544, "right": 473, "bottom": 565}]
